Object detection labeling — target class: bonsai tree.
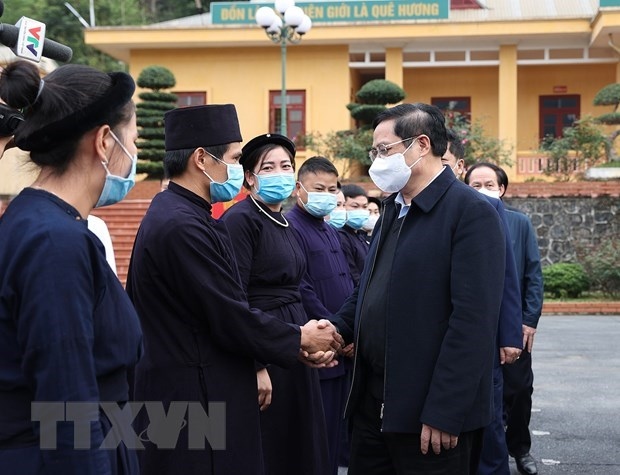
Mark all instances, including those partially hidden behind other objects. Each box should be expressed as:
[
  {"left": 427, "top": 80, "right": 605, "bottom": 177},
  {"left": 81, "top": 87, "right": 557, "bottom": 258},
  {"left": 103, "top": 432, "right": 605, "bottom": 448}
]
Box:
[
  {"left": 136, "top": 66, "right": 178, "bottom": 178},
  {"left": 302, "top": 79, "right": 405, "bottom": 176},
  {"left": 593, "top": 83, "right": 620, "bottom": 162}
]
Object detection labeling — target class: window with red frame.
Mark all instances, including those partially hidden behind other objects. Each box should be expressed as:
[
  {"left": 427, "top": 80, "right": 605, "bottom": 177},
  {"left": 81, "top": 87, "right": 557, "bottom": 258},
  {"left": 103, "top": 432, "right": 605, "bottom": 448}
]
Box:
[
  {"left": 269, "top": 90, "right": 306, "bottom": 144},
  {"left": 431, "top": 97, "right": 471, "bottom": 121},
  {"left": 539, "top": 95, "right": 580, "bottom": 139},
  {"left": 175, "top": 92, "right": 206, "bottom": 108}
]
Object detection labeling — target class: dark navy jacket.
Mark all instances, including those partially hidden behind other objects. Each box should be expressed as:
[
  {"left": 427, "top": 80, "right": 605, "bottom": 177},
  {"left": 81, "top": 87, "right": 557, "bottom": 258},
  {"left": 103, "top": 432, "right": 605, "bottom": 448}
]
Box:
[
  {"left": 485, "top": 197, "right": 523, "bottom": 354},
  {"left": 505, "top": 208, "right": 544, "bottom": 328},
  {"left": 332, "top": 168, "right": 506, "bottom": 436},
  {"left": 337, "top": 225, "right": 370, "bottom": 287}
]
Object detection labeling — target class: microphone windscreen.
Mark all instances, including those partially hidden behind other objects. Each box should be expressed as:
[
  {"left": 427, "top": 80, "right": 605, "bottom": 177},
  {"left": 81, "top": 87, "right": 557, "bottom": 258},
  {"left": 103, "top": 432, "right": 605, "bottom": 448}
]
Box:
[{"left": 0, "top": 23, "right": 73, "bottom": 62}]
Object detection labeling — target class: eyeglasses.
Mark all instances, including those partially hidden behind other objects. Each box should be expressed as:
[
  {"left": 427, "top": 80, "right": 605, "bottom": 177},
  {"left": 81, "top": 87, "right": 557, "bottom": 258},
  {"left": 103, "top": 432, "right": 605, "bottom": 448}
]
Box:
[{"left": 368, "top": 137, "right": 415, "bottom": 162}]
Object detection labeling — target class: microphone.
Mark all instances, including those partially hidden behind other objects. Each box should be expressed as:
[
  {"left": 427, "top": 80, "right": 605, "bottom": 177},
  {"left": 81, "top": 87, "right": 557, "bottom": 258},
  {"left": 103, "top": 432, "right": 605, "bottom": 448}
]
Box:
[
  {"left": 0, "top": 21, "right": 72, "bottom": 62},
  {"left": 0, "top": 0, "right": 72, "bottom": 63}
]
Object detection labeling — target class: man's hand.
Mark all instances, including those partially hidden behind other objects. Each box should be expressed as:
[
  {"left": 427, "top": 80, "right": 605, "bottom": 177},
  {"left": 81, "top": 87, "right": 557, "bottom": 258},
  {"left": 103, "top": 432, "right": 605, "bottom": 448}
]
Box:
[
  {"left": 256, "top": 368, "right": 272, "bottom": 411},
  {"left": 339, "top": 343, "right": 355, "bottom": 358},
  {"left": 298, "top": 349, "right": 339, "bottom": 368},
  {"left": 523, "top": 325, "right": 537, "bottom": 352},
  {"left": 500, "top": 346, "right": 522, "bottom": 365},
  {"left": 420, "top": 424, "right": 458, "bottom": 455},
  {"left": 300, "top": 319, "right": 343, "bottom": 353}
]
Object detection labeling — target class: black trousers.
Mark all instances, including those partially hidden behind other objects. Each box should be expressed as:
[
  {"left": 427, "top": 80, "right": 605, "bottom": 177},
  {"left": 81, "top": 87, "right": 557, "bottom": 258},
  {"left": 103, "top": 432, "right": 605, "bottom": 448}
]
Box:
[
  {"left": 502, "top": 349, "right": 534, "bottom": 457},
  {"left": 348, "top": 391, "right": 483, "bottom": 475}
]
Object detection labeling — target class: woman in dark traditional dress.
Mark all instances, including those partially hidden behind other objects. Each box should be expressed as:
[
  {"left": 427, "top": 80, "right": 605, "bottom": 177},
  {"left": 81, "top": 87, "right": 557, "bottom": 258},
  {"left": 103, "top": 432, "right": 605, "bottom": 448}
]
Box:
[
  {"left": 0, "top": 61, "right": 142, "bottom": 474},
  {"left": 221, "top": 134, "right": 330, "bottom": 475}
]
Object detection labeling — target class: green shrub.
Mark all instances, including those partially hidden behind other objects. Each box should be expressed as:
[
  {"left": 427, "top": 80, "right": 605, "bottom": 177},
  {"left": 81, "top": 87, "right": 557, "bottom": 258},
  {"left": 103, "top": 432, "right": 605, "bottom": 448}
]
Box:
[
  {"left": 582, "top": 241, "right": 620, "bottom": 298},
  {"left": 355, "top": 79, "right": 406, "bottom": 105},
  {"left": 137, "top": 159, "right": 164, "bottom": 176},
  {"left": 348, "top": 104, "right": 387, "bottom": 124},
  {"left": 136, "top": 66, "right": 178, "bottom": 179},
  {"left": 542, "top": 263, "right": 590, "bottom": 298},
  {"left": 137, "top": 66, "right": 176, "bottom": 90},
  {"left": 138, "top": 91, "right": 178, "bottom": 102}
]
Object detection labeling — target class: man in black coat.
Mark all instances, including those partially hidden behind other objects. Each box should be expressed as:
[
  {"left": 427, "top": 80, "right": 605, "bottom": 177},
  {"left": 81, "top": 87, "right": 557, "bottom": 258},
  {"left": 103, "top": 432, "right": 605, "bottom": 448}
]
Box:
[
  {"left": 332, "top": 103, "right": 506, "bottom": 474},
  {"left": 126, "top": 104, "right": 341, "bottom": 475}
]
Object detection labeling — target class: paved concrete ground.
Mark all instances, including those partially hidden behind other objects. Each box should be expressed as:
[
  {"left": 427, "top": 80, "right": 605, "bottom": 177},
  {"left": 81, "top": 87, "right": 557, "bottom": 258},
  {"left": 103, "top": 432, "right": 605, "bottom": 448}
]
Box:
[
  {"left": 339, "top": 315, "right": 620, "bottom": 475},
  {"left": 511, "top": 315, "right": 620, "bottom": 474}
]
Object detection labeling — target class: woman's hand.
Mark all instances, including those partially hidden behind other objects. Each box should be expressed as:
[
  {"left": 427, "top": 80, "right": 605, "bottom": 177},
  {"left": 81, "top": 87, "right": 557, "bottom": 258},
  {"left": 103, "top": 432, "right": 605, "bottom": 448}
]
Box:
[{"left": 256, "top": 368, "right": 272, "bottom": 411}]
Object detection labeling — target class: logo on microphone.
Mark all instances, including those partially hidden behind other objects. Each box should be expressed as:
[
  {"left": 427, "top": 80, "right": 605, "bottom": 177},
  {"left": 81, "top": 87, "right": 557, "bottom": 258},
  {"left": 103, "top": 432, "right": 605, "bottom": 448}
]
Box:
[{"left": 14, "top": 17, "right": 46, "bottom": 62}]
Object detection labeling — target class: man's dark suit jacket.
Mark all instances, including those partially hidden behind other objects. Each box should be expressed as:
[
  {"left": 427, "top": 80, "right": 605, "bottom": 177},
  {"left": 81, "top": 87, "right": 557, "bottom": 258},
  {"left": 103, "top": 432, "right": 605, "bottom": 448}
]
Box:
[{"left": 333, "top": 167, "right": 506, "bottom": 436}]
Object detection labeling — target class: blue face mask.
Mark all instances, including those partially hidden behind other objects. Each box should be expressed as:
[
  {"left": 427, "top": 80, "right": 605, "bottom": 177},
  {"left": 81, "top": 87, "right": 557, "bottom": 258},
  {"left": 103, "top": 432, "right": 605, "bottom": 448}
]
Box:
[
  {"left": 254, "top": 173, "right": 296, "bottom": 204},
  {"left": 95, "top": 132, "right": 136, "bottom": 208},
  {"left": 346, "top": 209, "right": 370, "bottom": 230},
  {"left": 204, "top": 155, "right": 244, "bottom": 203},
  {"left": 327, "top": 209, "right": 347, "bottom": 229},
  {"left": 299, "top": 183, "right": 338, "bottom": 218}
]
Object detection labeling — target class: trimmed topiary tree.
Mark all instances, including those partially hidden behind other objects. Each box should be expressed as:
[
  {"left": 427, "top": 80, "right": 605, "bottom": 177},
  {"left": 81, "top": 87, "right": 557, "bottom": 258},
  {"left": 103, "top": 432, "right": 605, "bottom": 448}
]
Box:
[
  {"left": 593, "top": 83, "right": 620, "bottom": 162},
  {"left": 301, "top": 79, "right": 405, "bottom": 175},
  {"left": 136, "top": 66, "right": 178, "bottom": 178},
  {"left": 347, "top": 79, "right": 406, "bottom": 126}
]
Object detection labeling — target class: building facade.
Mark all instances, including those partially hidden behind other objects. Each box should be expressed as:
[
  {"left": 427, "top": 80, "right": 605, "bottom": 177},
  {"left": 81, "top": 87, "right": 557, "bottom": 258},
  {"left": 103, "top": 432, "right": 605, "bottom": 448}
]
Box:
[{"left": 3, "top": 0, "right": 619, "bottom": 189}]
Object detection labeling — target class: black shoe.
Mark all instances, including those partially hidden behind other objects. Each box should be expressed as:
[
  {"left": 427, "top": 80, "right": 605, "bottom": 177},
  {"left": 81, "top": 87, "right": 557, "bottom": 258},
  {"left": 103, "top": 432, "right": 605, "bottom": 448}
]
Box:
[{"left": 514, "top": 453, "right": 538, "bottom": 475}]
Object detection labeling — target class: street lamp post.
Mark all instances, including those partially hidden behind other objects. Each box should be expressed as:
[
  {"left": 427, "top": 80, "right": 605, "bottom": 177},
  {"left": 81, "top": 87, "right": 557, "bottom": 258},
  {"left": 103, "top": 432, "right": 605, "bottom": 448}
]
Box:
[{"left": 256, "top": 0, "right": 312, "bottom": 137}]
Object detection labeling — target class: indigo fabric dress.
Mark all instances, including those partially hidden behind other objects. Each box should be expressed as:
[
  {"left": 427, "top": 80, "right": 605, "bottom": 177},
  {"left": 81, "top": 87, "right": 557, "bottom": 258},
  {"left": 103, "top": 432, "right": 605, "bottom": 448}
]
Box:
[
  {"left": 126, "top": 183, "right": 301, "bottom": 475},
  {"left": 222, "top": 196, "right": 330, "bottom": 475},
  {"left": 0, "top": 188, "right": 143, "bottom": 475},
  {"left": 286, "top": 204, "right": 354, "bottom": 475}
]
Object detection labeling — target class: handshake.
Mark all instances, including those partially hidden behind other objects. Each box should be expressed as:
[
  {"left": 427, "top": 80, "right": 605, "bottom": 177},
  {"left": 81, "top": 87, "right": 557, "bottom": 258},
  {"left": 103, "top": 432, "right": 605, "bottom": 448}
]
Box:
[{"left": 299, "top": 319, "right": 345, "bottom": 368}]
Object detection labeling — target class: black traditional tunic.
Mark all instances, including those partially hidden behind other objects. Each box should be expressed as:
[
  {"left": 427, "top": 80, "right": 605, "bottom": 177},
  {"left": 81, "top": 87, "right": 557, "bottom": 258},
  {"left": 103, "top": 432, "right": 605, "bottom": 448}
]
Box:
[
  {"left": 337, "top": 225, "right": 370, "bottom": 287},
  {"left": 0, "top": 188, "right": 142, "bottom": 475},
  {"left": 221, "top": 196, "right": 330, "bottom": 475},
  {"left": 126, "top": 183, "right": 301, "bottom": 475}
]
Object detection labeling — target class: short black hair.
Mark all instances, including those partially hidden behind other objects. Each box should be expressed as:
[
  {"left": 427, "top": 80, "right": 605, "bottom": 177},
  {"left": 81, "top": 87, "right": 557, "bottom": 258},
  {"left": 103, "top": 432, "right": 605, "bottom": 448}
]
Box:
[
  {"left": 446, "top": 129, "right": 465, "bottom": 161},
  {"left": 164, "top": 144, "right": 230, "bottom": 179},
  {"left": 463, "top": 162, "right": 509, "bottom": 191},
  {"left": 297, "top": 156, "right": 338, "bottom": 181},
  {"left": 373, "top": 103, "right": 448, "bottom": 158},
  {"left": 341, "top": 184, "right": 367, "bottom": 199},
  {"left": 367, "top": 196, "right": 381, "bottom": 208}
]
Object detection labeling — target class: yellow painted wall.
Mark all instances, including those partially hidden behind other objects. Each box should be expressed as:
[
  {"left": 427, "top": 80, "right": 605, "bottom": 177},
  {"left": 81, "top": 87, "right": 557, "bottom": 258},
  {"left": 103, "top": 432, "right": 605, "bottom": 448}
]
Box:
[
  {"left": 404, "top": 66, "right": 499, "bottom": 135},
  {"left": 404, "top": 63, "right": 618, "bottom": 155},
  {"left": 129, "top": 45, "right": 351, "bottom": 145},
  {"left": 517, "top": 63, "right": 617, "bottom": 151}
]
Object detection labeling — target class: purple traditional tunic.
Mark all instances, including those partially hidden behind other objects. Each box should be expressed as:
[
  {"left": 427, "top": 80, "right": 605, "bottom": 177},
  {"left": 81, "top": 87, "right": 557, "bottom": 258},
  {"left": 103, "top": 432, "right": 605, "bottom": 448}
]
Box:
[{"left": 286, "top": 204, "right": 354, "bottom": 475}]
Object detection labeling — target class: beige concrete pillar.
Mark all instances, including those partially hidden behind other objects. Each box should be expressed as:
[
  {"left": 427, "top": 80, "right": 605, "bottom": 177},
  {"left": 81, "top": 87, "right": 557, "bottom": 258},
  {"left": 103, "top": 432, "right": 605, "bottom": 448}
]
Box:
[
  {"left": 499, "top": 44, "right": 518, "bottom": 178},
  {"left": 385, "top": 47, "right": 403, "bottom": 89}
]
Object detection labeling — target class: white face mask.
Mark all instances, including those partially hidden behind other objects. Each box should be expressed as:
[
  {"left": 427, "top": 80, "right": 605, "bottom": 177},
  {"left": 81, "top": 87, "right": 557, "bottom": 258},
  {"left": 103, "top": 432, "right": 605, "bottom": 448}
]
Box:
[
  {"left": 477, "top": 187, "right": 501, "bottom": 199},
  {"left": 368, "top": 139, "right": 422, "bottom": 193},
  {"left": 361, "top": 214, "right": 379, "bottom": 232}
]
